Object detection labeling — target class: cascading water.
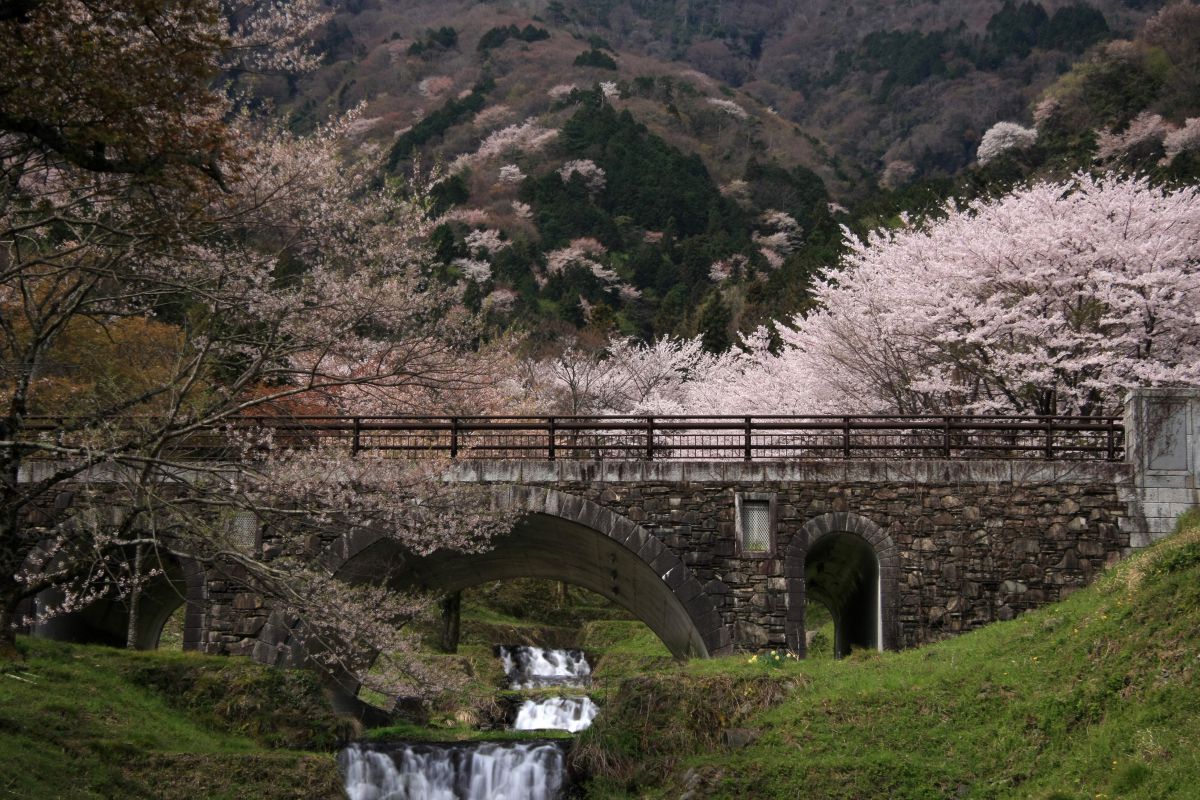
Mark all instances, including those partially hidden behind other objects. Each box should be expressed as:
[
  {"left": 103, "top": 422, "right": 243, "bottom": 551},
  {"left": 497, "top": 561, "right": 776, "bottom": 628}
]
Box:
[
  {"left": 498, "top": 645, "right": 591, "bottom": 689},
  {"left": 513, "top": 696, "right": 598, "bottom": 733},
  {"left": 340, "top": 646, "right": 597, "bottom": 798},
  {"left": 340, "top": 741, "right": 566, "bottom": 800},
  {"left": 500, "top": 645, "right": 596, "bottom": 733}
]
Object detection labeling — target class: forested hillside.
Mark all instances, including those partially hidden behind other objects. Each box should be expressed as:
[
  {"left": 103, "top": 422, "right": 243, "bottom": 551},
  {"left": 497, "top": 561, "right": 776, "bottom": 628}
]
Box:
[
  {"left": 555, "top": 0, "right": 1171, "bottom": 181},
  {"left": 242, "top": 0, "right": 1198, "bottom": 346}
]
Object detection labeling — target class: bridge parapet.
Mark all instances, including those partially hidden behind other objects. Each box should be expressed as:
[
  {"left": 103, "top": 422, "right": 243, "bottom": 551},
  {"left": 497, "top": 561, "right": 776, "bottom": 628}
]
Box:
[{"left": 18, "top": 414, "right": 1122, "bottom": 464}]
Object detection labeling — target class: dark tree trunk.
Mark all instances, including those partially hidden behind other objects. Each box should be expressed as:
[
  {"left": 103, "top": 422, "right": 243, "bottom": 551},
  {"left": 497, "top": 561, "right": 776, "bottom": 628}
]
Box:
[
  {"left": 0, "top": 583, "right": 21, "bottom": 660},
  {"left": 439, "top": 591, "right": 461, "bottom": 654}
]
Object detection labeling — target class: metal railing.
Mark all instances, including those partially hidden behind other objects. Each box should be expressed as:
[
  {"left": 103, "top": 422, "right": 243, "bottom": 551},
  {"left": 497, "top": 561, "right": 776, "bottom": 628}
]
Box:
[{"left": 81, "top": 414, "right": 1123, "bottom": 462}]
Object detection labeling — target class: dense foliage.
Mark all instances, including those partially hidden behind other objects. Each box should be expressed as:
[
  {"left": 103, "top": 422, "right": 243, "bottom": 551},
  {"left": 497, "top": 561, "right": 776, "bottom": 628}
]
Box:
[{"left": 0, "top": 0, "right": 511, "bottom": 698}]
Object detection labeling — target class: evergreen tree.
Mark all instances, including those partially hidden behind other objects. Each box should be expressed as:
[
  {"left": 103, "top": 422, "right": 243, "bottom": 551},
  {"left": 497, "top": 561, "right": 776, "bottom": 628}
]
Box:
[{"left": 697, "top": 292, "right": 733, "bottom": 353}]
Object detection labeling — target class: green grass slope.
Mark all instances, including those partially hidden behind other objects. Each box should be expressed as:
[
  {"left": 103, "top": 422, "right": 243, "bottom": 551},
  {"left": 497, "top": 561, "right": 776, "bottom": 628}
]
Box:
[
  {"left": 0, "top": 640, "right": 348, "bottom": 800},
  {"left": 576, "top": 520, "right": 1200, "bottom": 800}
]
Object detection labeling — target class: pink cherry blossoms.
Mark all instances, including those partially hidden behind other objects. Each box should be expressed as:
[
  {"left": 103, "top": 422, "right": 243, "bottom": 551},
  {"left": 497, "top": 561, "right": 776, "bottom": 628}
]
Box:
[{"left": 628, "top": 175, "right": 1200, "bottom": 418}]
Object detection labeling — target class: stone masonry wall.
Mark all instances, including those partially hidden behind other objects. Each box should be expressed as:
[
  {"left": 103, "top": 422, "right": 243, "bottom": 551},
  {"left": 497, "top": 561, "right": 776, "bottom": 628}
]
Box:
[
  {"left": 190, "top": 460, "right": 1133, "bottom": 656},
  {"left": 446, "top": 461, "right": 1131, "bottom": 650}
]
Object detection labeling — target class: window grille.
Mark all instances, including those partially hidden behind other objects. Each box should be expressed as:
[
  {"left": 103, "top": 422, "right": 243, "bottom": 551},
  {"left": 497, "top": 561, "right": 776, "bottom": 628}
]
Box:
[
  {"left": 739, "top": 499, "right": 772, "bottom": 553},
  {"left": 232, "top": 511, "right": 259, "bottom": 551}
]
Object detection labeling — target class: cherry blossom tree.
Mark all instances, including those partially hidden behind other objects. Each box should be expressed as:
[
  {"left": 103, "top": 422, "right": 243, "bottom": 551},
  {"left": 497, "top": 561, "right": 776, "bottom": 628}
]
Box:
[
  {"left": 1164, "top": 118, "right": 1200, "bottom": 163},
  {"left": 1095, "top": 112, "right": 1171, "bottom": 166},
  {"left": 558, "top": 159, "right": 607, "bottom": 193},
  {"left": 706, "top": 97, "right": 749, "bottom": 120},
  {"left": 663, "top": 175, "right": 1200, "bottom": 418},
  {"left": 0, "top": 0, "right": 511, "bottom": 687},
  {"left": 977, "top": 121, "right": 1038, "bottom": 164},
  {"left": 525, "top": 337, "right": 717, "bottom": 416},
  {"left": 497, "top": 164, "right": 525, "bottom": 184},
  {"left": 754, "top": 210, "right": 803, "bottom": 269}
]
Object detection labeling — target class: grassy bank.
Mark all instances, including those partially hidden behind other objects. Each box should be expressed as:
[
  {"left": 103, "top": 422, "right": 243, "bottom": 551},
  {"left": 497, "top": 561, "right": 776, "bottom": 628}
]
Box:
[
  {"left": 576, "top": 522, "right": 1200, "bottom": 799},
  {"left": 0, "top": 639, "right": 348, "bottom": 799},
  {"left": 10, "top": 525, "right": 1197, "bottom": 800}
]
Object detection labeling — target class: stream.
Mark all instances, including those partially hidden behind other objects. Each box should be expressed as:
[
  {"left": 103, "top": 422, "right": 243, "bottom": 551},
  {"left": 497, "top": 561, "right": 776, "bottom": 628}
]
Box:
[{"left": 340, "top": 646, "right": 596, "bottom": 799}]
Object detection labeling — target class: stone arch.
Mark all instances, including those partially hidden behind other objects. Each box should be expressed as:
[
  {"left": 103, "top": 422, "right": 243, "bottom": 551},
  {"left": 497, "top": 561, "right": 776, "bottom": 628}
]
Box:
[
  {"left": 784, "top": 512, "right": 898, "bottom": 657},
  {"left": 32, "top": 551, "right": 209, "bottom": 651},
  {"left": 253, "top": 485, "right": 731, "bottom": 673}
]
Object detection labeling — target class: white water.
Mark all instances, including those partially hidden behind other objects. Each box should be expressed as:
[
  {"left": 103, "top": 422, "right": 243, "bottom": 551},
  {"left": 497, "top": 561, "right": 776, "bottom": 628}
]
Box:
[
  {"left": 341, "top": 647, "right": 596, "bottom": 798},
  {"left": 498, "top": 645, "right": 591, "bottom": 689},
  {"left": 340, "top": 741, "right": 565, "bottom": 800},
  {"left": 513, "top": 695, "right": 599, "bottom": 733}
]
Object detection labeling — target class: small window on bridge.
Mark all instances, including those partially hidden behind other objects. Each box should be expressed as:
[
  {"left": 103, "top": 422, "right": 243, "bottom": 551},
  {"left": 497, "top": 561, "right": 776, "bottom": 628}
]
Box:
[
  {"left": 231, "top": 511, "right": 260, "bottom": 551},
  {"left": 736, "top": 495, "right": 774, "bottom": 556}
]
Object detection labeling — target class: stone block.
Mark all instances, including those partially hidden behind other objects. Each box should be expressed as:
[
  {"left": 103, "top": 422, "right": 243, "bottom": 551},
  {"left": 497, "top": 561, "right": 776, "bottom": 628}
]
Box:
[
  {"left": 734, "top": 620, "right": 769, "bottom": 648},
  {"left": 232, "top": 593, "right": 264, "bottom": 610}
]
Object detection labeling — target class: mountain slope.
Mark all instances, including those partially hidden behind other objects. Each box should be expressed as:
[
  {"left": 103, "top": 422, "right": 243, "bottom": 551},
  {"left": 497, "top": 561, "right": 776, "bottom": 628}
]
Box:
[{"left": 244, "top": 1, "right": 1199, "bottom": 347}]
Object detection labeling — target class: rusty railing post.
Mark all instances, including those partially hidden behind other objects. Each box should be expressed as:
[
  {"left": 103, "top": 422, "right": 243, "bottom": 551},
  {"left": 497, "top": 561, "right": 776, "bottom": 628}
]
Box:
[
  {"left": 547, "top": 416, "right": 556, "bottom": 461},
  {"left": 943, "top": 415, "right": 952, "bottom": 459},
  {"left": 744, "top": 416, "right": 752, "bottom": 462},
  {"left": 1044, "top": 418, "right": 1054, "bottom": 460},
  {"left": 449, "top": 416, "right": 459, "bottom": 459},
  {"left": 351, "top": 417, "right": 361, "bottom": 456},
  {"left": 646, "top": 417, "right": 654, "bottom": 461},
  {"left": 842, "top": 416, "right": 851, "bottom": 459}
]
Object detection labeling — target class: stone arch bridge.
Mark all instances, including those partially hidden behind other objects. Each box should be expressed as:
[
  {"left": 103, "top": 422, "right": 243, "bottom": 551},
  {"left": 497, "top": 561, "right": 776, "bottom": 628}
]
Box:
[{"left": 28, "top": 389, "right": 1200, "bottom": 668}]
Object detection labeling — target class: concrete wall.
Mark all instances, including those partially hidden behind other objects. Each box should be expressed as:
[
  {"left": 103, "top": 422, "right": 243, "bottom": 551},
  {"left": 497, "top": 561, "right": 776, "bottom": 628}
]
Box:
[{"left": 1125, "top": 388, "right": 1200, "bottom": 544}]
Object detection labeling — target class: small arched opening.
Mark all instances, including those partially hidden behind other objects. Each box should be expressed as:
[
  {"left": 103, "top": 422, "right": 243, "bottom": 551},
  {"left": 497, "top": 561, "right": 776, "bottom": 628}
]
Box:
[
  {"left": 805, "top": 532, "right": 880, "bottom": 657},
  {"left": 33, "top": 552, "right": 205, "bottom": 651},
  {"left": 785, "top": 512, "right": 898, "bottom": 658}
]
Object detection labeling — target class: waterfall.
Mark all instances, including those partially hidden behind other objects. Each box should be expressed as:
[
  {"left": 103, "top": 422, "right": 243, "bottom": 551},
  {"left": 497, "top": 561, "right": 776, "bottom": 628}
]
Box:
[
  {"left": 513, "top": 696, "right": 598, "bottom": 733},
  {"left": 498, "top": 645, "right": 591, "bottom": 689},
  {"left": 339, "top": 741, "right": 566, "bottom": 800},
  {"left": 342, "top": 647, "right": 597, "bottom": 798}
]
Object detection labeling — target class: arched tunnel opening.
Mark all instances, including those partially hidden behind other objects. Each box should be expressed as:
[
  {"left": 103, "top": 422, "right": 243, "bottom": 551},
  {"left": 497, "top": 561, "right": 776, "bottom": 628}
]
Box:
[
  {"left": 352, "top": 576, "right": 662, "bottom": 714},
  {"left": 33, "top": 552, "right": 190, "bottom": 651},
  {"left": 321, "top": 511, "right": 711, "bottom": 718},
  {"left": 805, "top": 533, "right": 880, "bottom": 658},
  {"left": 334, "top": 512, "right": 710, "bottom": 661}
]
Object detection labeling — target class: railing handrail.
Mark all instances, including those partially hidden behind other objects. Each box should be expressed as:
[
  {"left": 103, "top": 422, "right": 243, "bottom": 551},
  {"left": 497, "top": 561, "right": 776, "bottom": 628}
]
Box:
[{"left": 15, "top": 413, "right": 1126, "bottom": 463}]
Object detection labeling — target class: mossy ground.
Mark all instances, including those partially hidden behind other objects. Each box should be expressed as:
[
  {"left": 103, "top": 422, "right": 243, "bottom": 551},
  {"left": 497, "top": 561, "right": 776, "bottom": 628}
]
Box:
[
  {"left": 576, "top": 523, "right": 1200, "bottom": 799},
  {"left": 0, "top": 639, "right": 348, "bottom": 799}
]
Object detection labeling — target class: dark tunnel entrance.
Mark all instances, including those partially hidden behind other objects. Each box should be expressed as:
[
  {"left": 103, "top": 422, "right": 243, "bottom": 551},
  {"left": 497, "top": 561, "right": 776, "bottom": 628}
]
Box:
[
  {"left": 33, "top": 554, "right": 193, "bottom": 651},
  {"left": 805, "top": 533, "right": 880, "bottom": 658}
]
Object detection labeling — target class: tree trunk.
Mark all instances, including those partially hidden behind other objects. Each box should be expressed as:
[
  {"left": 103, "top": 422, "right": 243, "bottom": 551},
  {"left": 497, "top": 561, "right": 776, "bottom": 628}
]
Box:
[
  {"left": 0, "top": 585, "right": 21, "bottom": 661},
  {"left": 439, "top": 591, "right": 461, "bottom": 654},
  {"left": 125, "top": 543, "right": 144, "bottom": 650}
]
